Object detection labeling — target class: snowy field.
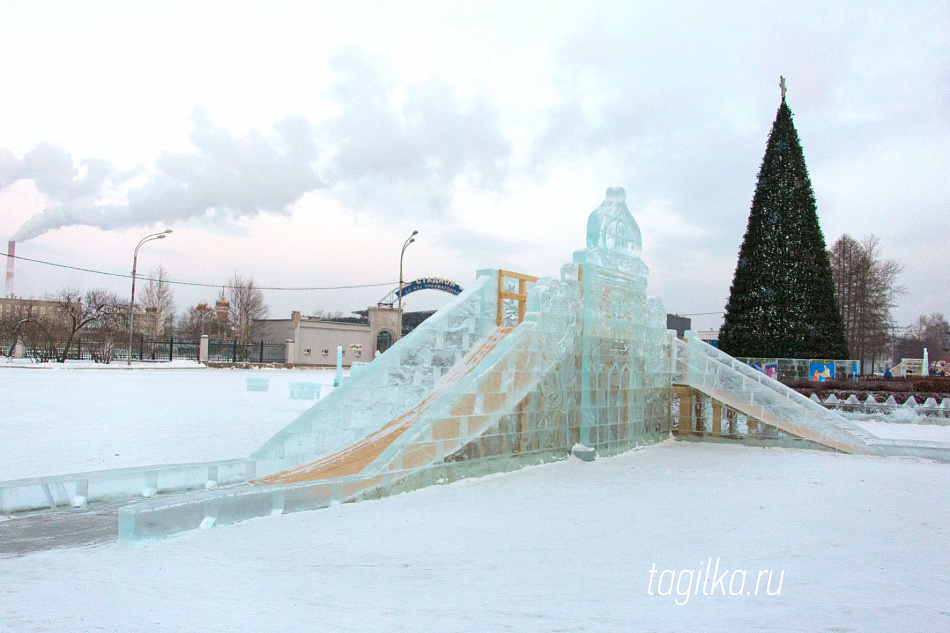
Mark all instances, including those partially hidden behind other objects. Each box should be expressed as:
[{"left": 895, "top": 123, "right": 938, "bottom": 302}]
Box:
[
  {"left": 1, "top": 363, "right": 949, "bottom": 632},
  {"left": 0, "top": 361, "right": 338, "bottom": 480},
  {"left": 855, "top": 419, "right": 950, "bottom": 442}
]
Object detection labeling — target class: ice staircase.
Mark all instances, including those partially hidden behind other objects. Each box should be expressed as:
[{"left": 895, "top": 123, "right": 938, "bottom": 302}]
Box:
[{"left": 672, "top": 332, "right": 874, "bottom": 453}]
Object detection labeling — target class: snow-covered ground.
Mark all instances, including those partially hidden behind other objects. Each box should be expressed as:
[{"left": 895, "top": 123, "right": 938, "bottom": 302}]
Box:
[
  {"left": 855, "top": 419, "right": 950, "bottom": 442},
  {"left": 0, "top": 362, "right": 337, "bottom": 480},
  {"left": 1, "top": 364, "right": 948, "bottom": 631}
]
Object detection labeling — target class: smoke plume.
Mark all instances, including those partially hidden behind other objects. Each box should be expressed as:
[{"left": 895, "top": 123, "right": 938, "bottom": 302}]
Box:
[
  {"left": 5, "top": 110, "right": 323, "bottom": 242},
  {"left": 3, "top": 48, "right": 512, "bottom": 241}
]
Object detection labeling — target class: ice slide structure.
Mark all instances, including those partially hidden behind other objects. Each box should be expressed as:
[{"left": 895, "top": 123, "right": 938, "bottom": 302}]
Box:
[{"left": 2, "top": 188, "right": 943, "bottom": 542}]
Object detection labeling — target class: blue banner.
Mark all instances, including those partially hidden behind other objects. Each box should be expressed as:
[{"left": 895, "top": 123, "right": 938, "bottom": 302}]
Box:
[
  {"left": 809, "top": 362, "right": 835, "bottom": 382},
  {"left": 396, "top": 277, "right": 463, "bottom": 298}
]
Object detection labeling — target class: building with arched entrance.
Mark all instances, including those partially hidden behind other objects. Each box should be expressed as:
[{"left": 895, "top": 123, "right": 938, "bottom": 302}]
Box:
[{"left": 255, "top": 306, "right": 407, "bottom": 367}]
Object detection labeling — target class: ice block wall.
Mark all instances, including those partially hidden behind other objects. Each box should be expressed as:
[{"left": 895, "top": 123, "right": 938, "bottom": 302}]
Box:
[
  {"left": 397, "top": 187, "right": 675, "bottom": 475},
  {"left": 120, "top": 187, "right": 677, "bottom": 540},
  {"left": 359, "top": 273, "right": 674, "bottom": 488},
  {"left": 252, "top": 273, "right": 498, "bottom": 468},
  {"left": 260, "top": 187, "right": 675, "bottom": 485}
]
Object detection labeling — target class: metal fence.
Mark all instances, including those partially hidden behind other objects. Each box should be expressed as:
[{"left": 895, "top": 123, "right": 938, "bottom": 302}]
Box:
[
  {"left": 207, "top": 340, "right": 286, "bottom": 364},
  {"left": 3, "top": 337, "right": 286, "bottom": 364},
  {"left": 1, "top": 337, "right": 122, "bottom": 362},
  {"left": 137, "top": 338, "right": 199, "bottom": 362}
]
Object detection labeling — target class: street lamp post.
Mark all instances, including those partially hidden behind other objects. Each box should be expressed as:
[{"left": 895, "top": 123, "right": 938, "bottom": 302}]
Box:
[
  {"left": 128, "top": 230, "right": 172, "bottom": 365},
  {"left": 398, "top": 230, "right": 418, "bottom": 312}
]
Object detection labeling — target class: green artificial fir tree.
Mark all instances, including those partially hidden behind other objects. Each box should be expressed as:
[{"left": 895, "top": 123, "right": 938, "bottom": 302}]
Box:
[{"left": 719, "top": 78, "right": 848, "bottom": 359}]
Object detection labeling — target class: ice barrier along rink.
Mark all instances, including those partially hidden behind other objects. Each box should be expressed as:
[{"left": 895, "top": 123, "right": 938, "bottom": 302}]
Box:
[{"left": 4, "top": 187, "right": 943, "bottom": 541}]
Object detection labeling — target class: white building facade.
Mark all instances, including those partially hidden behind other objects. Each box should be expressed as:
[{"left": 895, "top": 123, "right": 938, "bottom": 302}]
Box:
[{"left": 257, "top": 307, "right": 402, "bottom": 368}]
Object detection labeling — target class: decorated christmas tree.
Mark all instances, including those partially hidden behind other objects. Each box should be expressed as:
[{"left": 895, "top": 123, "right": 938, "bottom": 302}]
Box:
[{"left": 718, "top": 79, "right": 848, "bottom": 359}]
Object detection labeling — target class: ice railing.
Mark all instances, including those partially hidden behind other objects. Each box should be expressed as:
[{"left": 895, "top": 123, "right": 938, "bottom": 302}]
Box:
[
  {"left": 0, "top": 458, "right": 267, "bottom": 515},
  {"left": 672, "top": 332, "right": 872, "bottom": 453},
  {"left": 253, "top": 274, "right": 497, "bottom": 465},
  {"left": 811, "top": 394, "right": 950, "bottom": 419}
]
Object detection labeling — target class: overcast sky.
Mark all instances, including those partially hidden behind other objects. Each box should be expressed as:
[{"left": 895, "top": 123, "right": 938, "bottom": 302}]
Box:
[{"left": 1, "top": 1, "right": 947, "bottom": 331}]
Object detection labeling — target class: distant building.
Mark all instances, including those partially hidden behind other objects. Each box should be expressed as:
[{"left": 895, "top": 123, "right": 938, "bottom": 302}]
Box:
[
  {"left": 697, "top": 329, "right": 720, "bottom": 348},
  {"left": 214, "top": 299, "right": 229, "bottom": 322},
  {"left": 256, "top": 307, "right": 422, "bottom": 368},
  {"left": 0, "top": 297, "right": 82, "bottom": 325}
]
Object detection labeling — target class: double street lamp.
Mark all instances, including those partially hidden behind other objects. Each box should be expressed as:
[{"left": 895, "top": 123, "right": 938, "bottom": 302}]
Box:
[
  {"left": 128, "top": 230, "right": 172, "bottom": 365},
  {"left": 398, "top": 230, "right": 418, "bottom": 312}
]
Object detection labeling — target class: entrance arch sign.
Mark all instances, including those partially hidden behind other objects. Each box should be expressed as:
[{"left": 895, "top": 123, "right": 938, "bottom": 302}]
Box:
[
  {"left": 379, "top": 277, "right": 464, "bottom": 306},
  {"left": 398, "top": 277, "right": 463, "bottom": 298}
]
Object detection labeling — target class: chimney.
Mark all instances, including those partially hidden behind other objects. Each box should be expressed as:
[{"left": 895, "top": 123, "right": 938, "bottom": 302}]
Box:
[{"left": 5, "top": 241, "right": 13, "bottom": 295}]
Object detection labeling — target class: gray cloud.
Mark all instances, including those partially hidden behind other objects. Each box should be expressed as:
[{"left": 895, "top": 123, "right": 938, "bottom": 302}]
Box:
[
  {"left": 5, "top": 48, "right": 514, "bottom": 241},
  {"left": 549, "top": 4, "right": 948, "bottom": 329},
  {"left": 431, "top": 226, "right": 533, "bottom": 262},
  {"left": 321, "top": 47, "right": 511, "bottom": 217},
  {"left": 3, "top": 143, "right": 137, "bottom": 240},
  {"left": 7, "top": 110, "right": 323, "bottom": 241},
  {"left": 528, "top": 5, "right": 949, "bottom": 266},
  {"left": 0, "top": 149, "right": 20, "bottom": 190}
]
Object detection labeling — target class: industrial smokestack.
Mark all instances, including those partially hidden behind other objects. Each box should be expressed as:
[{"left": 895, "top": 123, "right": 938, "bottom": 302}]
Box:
[{"left": 4, "top": 241, "right": 13, "bottom": 295}]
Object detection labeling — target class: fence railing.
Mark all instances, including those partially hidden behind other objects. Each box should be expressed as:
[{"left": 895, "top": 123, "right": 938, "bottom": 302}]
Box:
[
  {"left": 207, "top": 340, "right": 286, "bottom": 364},
  {"left": 137, "top": 338, "right": 199, "bottom": 362},
  {"left": 811, "top": 393, "right": 950, "bottom": 418},
  {"left": 3, "top": 337, "right": 287, "bottom": 364}
]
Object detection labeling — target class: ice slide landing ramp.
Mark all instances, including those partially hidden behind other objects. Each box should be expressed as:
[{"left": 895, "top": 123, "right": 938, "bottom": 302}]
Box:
[
  {"left": 255, "top": 326, "right": 514, "bottom": 484},
  {"left": 673, "top": 335, "right": 872, "bottom": 454}
]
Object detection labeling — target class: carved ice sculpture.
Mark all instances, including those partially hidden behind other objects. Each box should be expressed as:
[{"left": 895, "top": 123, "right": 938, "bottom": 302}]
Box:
[{"left": 109, "top": 187, "right": 880, "bottom": 541}]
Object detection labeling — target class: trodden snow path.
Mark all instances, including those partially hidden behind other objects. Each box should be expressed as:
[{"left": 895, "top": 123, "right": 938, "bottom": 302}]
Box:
[{"left": 1, "top": 440, "right": 947, "bottom": 632}]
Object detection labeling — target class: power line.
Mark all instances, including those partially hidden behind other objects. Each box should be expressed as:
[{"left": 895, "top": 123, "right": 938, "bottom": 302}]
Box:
[{"left": 0, "top": 251, "right": 397, "bottom": 291}]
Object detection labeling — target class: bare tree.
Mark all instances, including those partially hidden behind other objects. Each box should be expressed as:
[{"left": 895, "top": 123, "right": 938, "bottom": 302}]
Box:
[
  {"left": 2, "top": 299, "right": 56, "bottom": 359},
  {"left": 139, "top": 265, "right": 176, "bottom": 339},
  {"left": 179, "top": 302, "right": 216, "bottom": 342},
  {"left": 48, "top": 288, "right": 124, "bottom": 363},
  {"left": 224, "top": 272, "right": 268, "bottom": 348},
  {"left": 829, "top": 235, "right": 904, "bottom": 372},
  {"left": 83, "top": 294, "right": 128, "bottom": 363},
  {"left": 894, "top": 313, "right": 950, "bottom": 363},
  {"left": 920, "top": 313, "right": 950, "bottom": 357}
]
